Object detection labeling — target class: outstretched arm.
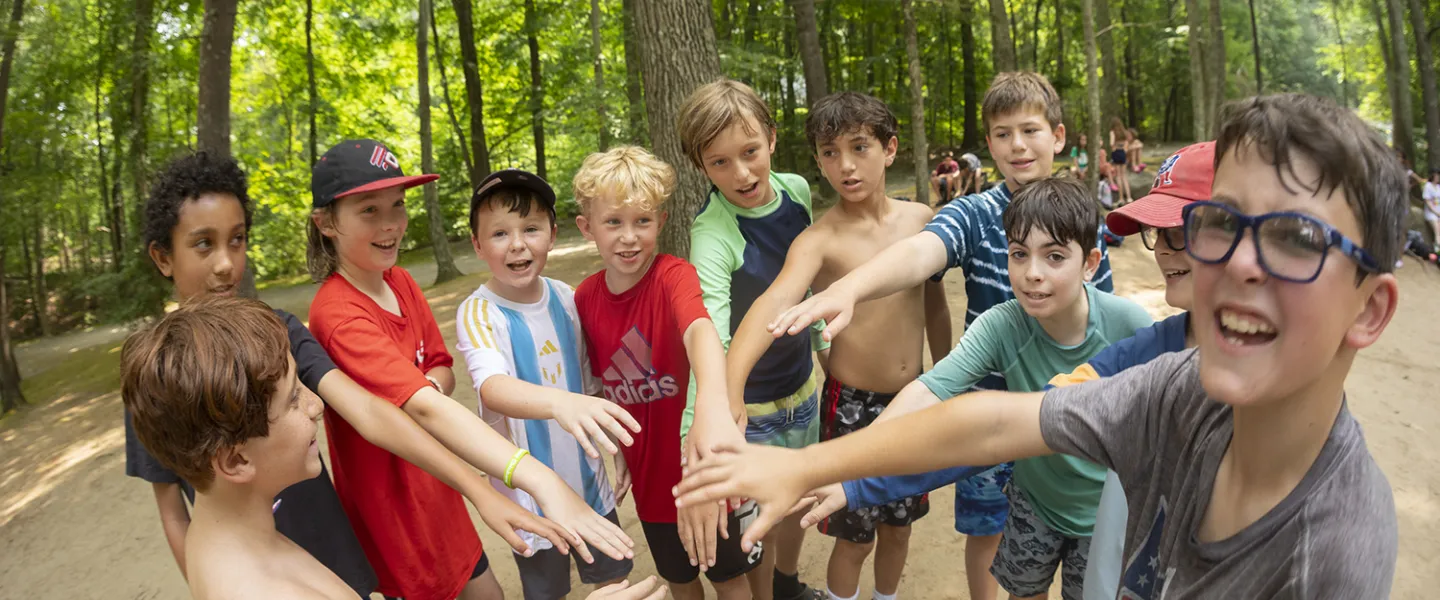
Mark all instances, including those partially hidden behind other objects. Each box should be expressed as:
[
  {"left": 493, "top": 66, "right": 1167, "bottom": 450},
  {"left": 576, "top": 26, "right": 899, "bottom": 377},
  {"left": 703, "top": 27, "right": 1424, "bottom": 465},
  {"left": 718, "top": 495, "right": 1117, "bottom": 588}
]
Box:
[
  {"left": 923, "top": 280, "right": 952, "bottom": 365},
  {"left": 480, "top": 376, "right": 641, "bottom": 458},
  {"left": 675, "top": 390, "right": 1051, "bottom": 549},
  {"left": 767, "top": 231, "right": 949, "bottom": 342}
]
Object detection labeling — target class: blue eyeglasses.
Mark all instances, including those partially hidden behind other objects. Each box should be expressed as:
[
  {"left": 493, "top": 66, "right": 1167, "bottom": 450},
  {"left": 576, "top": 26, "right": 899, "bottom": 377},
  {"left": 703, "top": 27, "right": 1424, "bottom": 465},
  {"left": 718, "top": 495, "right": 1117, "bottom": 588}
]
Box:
[{"left": 1181, "top": 201, "right": 1380, "bottom": 283}]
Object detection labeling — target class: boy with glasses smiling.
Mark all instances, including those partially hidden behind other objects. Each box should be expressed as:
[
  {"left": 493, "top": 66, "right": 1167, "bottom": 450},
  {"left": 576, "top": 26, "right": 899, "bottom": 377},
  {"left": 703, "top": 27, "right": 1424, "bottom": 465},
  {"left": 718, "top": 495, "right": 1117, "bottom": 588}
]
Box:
[{"left": 674, "top": 93, "right": 1404, "bottom": 598}]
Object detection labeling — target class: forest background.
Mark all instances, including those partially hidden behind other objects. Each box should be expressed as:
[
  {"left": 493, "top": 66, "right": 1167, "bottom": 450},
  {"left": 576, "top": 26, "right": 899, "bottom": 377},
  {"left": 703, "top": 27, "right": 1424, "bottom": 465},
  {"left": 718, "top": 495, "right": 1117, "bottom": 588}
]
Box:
[{"left": 0, "top": 0, "right": 1436, "bottom": 414}]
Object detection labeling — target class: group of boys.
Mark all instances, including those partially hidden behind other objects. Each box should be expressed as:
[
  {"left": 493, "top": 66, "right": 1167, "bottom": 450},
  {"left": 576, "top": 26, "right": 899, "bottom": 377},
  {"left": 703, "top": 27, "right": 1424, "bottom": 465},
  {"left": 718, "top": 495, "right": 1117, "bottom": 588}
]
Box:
[{"left": 119, "top": 64, "right": 1404, "bottom": 600}]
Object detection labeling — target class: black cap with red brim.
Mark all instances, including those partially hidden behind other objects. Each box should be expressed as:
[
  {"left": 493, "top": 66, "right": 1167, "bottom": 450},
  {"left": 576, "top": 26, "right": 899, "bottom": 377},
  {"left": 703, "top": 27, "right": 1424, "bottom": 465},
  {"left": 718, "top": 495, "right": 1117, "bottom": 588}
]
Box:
[{"left": 311, "top": 139, "right": 439, "bottom": 209}]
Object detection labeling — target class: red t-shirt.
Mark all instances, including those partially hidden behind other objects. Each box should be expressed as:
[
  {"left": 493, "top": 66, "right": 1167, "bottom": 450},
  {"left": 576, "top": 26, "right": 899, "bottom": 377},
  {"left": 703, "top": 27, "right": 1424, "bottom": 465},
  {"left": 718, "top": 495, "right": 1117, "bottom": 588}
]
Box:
[
  {"left": 575, "top": 254, "right": 710, "bottom": 523},
  {"left": 308, "top": 267, "right": 482, "bottom": 600}
]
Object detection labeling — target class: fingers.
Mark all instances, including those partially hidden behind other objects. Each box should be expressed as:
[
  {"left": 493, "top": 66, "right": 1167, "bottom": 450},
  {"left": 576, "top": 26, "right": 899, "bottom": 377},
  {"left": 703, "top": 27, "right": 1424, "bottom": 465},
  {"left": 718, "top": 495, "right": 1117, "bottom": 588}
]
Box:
[
  {"left": 582, "top": 419, "right": 621, "bottom": 456},
  {"left": 699, "top": 509, "right": 717, "bottom": 570},
  {"left": 716, "top": 500, "right": 731, "bottom": 540},
  {"left": 605, "top": 403, "right": 643, "bottom": 437},
  {"left": 798, "top": 494, "right": 845, "bottom": 529},
  {"left": 821, "top": 310, "right": 852, "bottom": 342},
  {"left": 494, "top": 520, "right": 535, "bottom": 557},
  {"left": 678, "top": 512, "right": 700, "bottom": 567},
  {"left": 580, "top": 512, "right": 635, "bottom": 562},
  {"left": 784, "top": 495, "right": 818, "bottom": 517},
  {"left": 739, "top": 505, "right": 785, "bottom": 553},
  {"left": 568, "top": 423, "right": 602, "bottom": 459},
  {"left": 673, "top": 466, "right": 737, "bottom": 507},
  {"left": 567, "top": 525, "right": 596, "bottom": 564},
  {"left": 525, "top": 514, "right": 573, "bottom": 556}
]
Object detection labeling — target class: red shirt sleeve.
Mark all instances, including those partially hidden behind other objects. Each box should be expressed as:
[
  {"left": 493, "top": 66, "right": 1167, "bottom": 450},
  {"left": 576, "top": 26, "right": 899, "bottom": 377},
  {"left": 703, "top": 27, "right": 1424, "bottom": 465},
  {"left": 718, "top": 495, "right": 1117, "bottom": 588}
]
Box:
[
  {"left": 663, "top": 257, "right": 711, "bottom": 334},
  {"left": 325, "top": 317, "right": 434, "bottom": 407}
]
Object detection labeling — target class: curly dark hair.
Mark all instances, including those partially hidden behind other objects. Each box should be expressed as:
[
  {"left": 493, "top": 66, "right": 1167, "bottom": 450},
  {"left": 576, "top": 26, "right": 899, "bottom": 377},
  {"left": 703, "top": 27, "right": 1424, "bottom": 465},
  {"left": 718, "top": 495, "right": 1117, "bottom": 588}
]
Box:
[
  {"left": 144, "top": 151, "right": 252, "bottom": 253},
  {"left": 805, "top": 92, "right": 899, "bottom": 150}
]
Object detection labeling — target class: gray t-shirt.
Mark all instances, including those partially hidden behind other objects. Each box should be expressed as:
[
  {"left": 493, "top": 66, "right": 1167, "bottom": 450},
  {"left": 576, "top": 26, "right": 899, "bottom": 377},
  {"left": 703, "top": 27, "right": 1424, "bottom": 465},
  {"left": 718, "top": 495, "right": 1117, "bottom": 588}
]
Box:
[{"left": 1040, "top": 349, "right": 1397, "bottom": 598}]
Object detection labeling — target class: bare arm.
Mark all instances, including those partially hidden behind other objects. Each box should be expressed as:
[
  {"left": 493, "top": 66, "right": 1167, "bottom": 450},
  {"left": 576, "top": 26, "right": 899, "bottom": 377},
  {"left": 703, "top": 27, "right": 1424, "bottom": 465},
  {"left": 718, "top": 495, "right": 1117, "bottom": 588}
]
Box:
[
  {"left": 678, "top": 317, "right": 734, "bottom": 572},
  {"left": 153, "top": 483, "right": 191, "bottom": 580},
  {"left": 480, "top": 375, "right": 641, "bottom": 457},
  {"left": 675, "top": 390, "right": 1053, "bottom": 549},
  {"left": 723, "top": 236, "right": 825, "bottom": 414},
  {"left": 768, "top": 231, "right": 950, "bottom": 342},
  {"left": 426, "top": 365, "right": 456, "bottom": 396},
  {"left": 923, "top": 280, "right": 952, "bottom": 365}
]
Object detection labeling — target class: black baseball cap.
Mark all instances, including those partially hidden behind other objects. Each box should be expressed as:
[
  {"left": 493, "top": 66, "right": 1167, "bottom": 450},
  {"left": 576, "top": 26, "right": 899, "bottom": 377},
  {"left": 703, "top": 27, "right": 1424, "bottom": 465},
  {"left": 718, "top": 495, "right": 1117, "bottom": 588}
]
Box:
[
  {"left": 468, "top": 169, "right": 558, "bottom": 226},
  {"left": 311, "top": 139, "right": 439, "bottom": 208}
]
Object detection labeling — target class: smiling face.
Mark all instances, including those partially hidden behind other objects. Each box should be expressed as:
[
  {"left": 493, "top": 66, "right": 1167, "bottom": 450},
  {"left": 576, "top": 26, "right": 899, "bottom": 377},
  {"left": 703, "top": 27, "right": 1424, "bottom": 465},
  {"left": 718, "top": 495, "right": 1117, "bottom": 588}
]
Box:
[
  {"left": 321, "top": 186, "right": 408, "bottom": 275},
  {"left": 1152, "top": 228, "right": 1195, "bottom": 311},
  {"left": 986, "top": 108, "right": 1065, "bottom": 190},
  {"left": 472, "top": 196, "right": 557, "bottom": 302},
  {"left": 576, "top": 193, "right": 667, "bottom": 293},
  {"left": 815, "top": 127, "right": 897, "bottom": 203},
  {"left": 1193, "top": 143, "right": 1397, "bottom": 408},
  {"left": 701, "top": 115, "right": 777, "bottom": 209},
  {"left": 243, "top": 355, "right": 324, "bottom": 495},
  {"left": 1007, "top": 228, "right": 1099, "bottom": 321},
  {"left": 148, "top": 193, "right": 248, "bottom": 300}
]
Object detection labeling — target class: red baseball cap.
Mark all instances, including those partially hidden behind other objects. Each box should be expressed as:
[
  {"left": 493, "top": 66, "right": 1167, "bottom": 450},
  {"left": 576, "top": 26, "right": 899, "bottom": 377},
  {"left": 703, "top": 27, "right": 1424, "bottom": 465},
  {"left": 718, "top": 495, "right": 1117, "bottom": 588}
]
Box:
[{"left": 1106, "top": 141, "right": 1215, "bottom": 236}]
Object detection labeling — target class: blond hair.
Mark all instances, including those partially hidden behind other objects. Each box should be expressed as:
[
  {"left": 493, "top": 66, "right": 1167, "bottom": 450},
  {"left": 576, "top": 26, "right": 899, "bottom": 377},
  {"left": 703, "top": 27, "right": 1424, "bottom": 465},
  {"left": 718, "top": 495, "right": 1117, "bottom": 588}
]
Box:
[
  {"left": 677, "top": 78, "right": 777, "bottom": 169},
  {"left": 982, "top": 72, "right": 1063, "bottom": 131},
  {"left": 572, "top": 146, "right": 677, "bottom": 213}
]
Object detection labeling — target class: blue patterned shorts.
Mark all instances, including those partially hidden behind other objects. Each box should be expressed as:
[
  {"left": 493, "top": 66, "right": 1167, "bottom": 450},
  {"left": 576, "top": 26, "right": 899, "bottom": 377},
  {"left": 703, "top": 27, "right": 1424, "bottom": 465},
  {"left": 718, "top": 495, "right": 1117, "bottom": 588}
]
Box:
[{"left": 953, "top": 462, "right": 1014, "bottom": 536}]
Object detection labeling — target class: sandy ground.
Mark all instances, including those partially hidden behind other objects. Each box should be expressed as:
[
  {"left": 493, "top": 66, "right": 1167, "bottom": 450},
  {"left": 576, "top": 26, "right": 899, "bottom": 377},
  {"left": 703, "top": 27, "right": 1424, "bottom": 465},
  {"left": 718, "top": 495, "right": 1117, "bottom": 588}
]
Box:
[{"left": 3, "top": 183, "right": 1439, "bottom": 598}]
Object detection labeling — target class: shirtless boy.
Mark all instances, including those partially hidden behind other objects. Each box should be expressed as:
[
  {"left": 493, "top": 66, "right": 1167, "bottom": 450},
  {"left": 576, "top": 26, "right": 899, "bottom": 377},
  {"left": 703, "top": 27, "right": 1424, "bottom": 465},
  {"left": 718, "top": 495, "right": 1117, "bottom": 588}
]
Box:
[{"left": 723, "top": 91, "right": 941, "bottom": 600}]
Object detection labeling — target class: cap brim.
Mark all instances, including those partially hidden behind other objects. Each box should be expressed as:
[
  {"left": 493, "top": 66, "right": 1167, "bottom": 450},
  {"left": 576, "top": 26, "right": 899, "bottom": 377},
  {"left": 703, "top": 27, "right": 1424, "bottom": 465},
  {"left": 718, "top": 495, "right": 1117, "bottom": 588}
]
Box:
[
  {"left": 1105, "top": 192, "right": 1193, "bottom": 236},
  {"left": 335, "top": 174, "right": 440, "bottom": 199}
]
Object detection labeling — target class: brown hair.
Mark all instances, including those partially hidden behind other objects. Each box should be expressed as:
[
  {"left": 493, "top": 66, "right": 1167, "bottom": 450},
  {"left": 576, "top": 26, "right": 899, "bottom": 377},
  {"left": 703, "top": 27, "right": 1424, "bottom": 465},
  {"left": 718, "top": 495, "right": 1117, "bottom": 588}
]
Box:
[
  {"left": 804, "top": 92, "right": 898, "bottom": 149},
  {"left": 306, "top": 207, "right": 339, "bottom": 282},
  {"left": 982, "top": 72, "right": 1063, "bottom": 131},
  {"left": 1214, "top": 93, "right": 1407, "bottom": 273},
  {"left": 677, "top": 79, "right": 777, "bottom": 170},
  {"left": 1002, "top": 176, "right": 1100, "bottom": 252},
  {"left": 468, "top": 188, "right": 555, "bottom": 236},
  {"left": 572, "top": 145, "right": 677, "bottom": 213},
  {"left": 121, "top": 296, "right": 291, "bottom": 492}
]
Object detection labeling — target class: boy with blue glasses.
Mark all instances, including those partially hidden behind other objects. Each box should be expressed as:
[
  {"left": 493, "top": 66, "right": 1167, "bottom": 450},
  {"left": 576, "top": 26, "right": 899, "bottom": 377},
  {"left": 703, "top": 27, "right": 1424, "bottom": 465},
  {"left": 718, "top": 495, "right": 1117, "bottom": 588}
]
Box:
[{"left": 675, "top": 93, "right": 1404, "bottom": 598}]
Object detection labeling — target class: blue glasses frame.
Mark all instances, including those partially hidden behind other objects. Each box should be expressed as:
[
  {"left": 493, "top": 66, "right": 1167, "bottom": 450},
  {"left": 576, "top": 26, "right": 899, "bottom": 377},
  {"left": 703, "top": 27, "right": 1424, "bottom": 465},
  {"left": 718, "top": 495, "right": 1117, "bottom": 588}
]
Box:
[{"left": 1180, "top": 201, "right": 1380, "bottom": 283}]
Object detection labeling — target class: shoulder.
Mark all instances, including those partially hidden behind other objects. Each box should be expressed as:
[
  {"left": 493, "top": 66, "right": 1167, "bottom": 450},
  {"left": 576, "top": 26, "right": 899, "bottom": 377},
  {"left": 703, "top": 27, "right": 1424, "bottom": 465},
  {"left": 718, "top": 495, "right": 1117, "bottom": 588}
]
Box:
[
  {"left": 272, "top": 308, "right": 303, "bottom": 330},
  {"left": 575, "top": 271, "right": 605, "bottom": 299},
  {"left": 1301, "top": 435, "right": 1397, "bottom": 595},
  {"left": 1093, "top": 288, "right": 1154, "bottom": 328},
  {"left": 774, "top": 172, "right": 813, "bottom": 206}
]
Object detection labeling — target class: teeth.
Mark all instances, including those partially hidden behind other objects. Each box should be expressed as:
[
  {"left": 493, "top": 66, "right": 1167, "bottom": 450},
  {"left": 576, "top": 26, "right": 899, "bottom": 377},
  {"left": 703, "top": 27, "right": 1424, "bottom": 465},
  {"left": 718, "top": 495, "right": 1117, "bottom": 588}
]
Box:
[{"left": 1220, "top": 310, "right": 1276, "bottom": 335}]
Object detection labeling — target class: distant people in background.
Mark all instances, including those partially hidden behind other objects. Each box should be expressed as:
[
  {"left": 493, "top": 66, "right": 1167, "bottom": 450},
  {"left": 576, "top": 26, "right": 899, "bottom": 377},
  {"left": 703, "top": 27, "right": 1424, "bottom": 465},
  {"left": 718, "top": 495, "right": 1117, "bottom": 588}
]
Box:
[
  {"left": 1097, "top": 159, "right": 1115, "bottom": 210},
  {"left": 1107, "top": 118, "right": 1133, "bottom": 206},
  {"left": 1417, "top": 169, "right": 1440, "bottom": 253},
  {"left": 931, "top": 151, "right": 961, "bottom": 206},
  {"left": 958, "top": 152, "right": 985, "bottom": 196},
  {"left": 1126, "top": 128, "right": 1145, "bottom": 173},
  {"left": 1070, "top": 134, "right": 1090, "bottom": 178}
]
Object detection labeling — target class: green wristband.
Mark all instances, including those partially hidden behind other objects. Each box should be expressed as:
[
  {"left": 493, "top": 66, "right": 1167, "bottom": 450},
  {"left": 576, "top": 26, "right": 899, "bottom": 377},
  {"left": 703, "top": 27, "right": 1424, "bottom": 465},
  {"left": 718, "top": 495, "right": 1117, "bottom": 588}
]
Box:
[{"left": 503, "top": 449, "right": 530, "bottom": 489}]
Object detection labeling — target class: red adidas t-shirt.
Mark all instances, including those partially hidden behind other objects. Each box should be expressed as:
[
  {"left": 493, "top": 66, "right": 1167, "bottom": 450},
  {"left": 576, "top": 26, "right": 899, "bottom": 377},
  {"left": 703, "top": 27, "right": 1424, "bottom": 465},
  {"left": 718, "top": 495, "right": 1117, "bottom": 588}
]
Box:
[
  {"left": 308, "top": 267, "right": 482, "bottom": 600},
  {"left": 575, "top": 254, "right": 709, "bottom": 523}
]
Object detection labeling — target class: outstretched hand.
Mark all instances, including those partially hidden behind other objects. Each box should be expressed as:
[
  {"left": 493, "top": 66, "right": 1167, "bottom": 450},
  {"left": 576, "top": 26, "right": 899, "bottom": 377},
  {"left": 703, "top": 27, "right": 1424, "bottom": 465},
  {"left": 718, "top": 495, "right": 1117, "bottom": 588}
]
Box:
[
  {"left": 553, "top": 394, "right": 642, "bottom": 459},
  {"left": 797, "top": 483, "right": 849, "bottom": 529},
  {"left": 673, "top": 442, "right": 809, "bottom": 551},
  {"left": 533, "top": 480, "right": 636, "bottom": 564},
  {"left": 766, "top": 288, "right": 855, "bottom": 342},
  {"left": 585, "top": 576, "right": 668, "bottom": 600},
  {"left": 469, "top": 484, "right": 573, "bottom": 557}
]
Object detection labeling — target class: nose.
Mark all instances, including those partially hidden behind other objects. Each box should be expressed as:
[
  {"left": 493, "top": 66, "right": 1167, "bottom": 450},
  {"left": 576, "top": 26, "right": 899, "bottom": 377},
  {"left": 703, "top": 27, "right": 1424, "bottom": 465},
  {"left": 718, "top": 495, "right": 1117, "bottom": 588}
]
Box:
[
  {"left": 304, "top": 388, "right": 323, "bottom": 420},
  {"left": 736, "top": 161, "right": 751, "bottom": 181},
  {"left": 1024, "top": 258, "right": 1044, "bottom": 282},
  {"left": 509, "top": 231, "right": 526, "bottom": 251},
  {"left": 1223, "top": 229, "right": 1268, "bottom": 284},
  {"left": 213, "top": 250, "right": 234, "bottom": 277}
]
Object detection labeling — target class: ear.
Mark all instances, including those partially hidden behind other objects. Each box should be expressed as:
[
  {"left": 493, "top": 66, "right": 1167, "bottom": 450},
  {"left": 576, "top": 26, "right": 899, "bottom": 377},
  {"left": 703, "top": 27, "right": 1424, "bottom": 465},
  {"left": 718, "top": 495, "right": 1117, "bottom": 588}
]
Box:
[
  {"left": 311, "top": 209, "right": 337, "bottom": 238},
  {"left": 548, "top": 223, "right": 559, "bottom": 245},
  {"left": 1345, "top": 273, "right": 1398, "bottom": 349},
  {"left": 1083, "top": 247, "right": 1102, "bottom": 281},
  {"left": 1052, "top": 123, "right": 1067, "bottom": 156},
  {"left": 212, "top": 443, "right": 256, "bottom": 486},
  {"left": 148, "top": 241, "right": 174, "bottom": 278},
  {"left": 470, "top": 232, "right": 484, "bottom": 257},
  {"left": 575, "top": 214, "right": 594, "bottom": 241},
  {"left": 884, "top": 136, "right": 899, "bottom": 166},
  {"left": 658, "top": 211, "right": 669, "bottom": 231},
  {"left": 767, "top": 128, "right": 778, "bottom": 154}
]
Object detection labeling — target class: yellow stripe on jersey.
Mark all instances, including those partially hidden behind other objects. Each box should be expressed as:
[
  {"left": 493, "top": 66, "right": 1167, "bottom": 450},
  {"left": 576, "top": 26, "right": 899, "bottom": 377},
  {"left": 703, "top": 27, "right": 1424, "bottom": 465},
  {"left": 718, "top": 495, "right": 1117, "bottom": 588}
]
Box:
[
  {"left": 479, "top": 299, "right": 497, "bottom": 349},
  {"left": 462, "top": 298, "right": 484, "bottom": 348},
  {"left": 1048, "top": 363, "right": 1101, "bottom": 389}
]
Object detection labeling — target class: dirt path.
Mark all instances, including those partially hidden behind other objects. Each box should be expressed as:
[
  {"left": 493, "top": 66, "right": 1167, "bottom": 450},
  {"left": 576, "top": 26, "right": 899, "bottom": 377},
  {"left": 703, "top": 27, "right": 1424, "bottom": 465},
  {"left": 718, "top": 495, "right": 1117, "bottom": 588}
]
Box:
[{"left": 4, "top": 182, "right": 1436, "bottom": 598}]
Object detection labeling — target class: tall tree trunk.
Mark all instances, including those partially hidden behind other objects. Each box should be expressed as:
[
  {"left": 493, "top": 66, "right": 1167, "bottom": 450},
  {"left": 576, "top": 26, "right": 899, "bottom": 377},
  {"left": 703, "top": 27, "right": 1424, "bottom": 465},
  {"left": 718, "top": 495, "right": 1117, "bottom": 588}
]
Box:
[
  {"left": 1371, "top": 0, "right": 1403, "bottom": 160},
  {"left": 1083, "top": 0, "right": 1103, "bottom": 195},
  {"left": 197, "top": 0, "right": 235, "bottom": 155},
  {"left": 790, "top": 0, "right": 828, "bottom": 106},
  {"left": 452, "top": 0, "right": 492, "bottom": 179},
  {"left": 1054, "top": 0, "right": 1065, "bottom": 93},
  {"left": 92, "top": 23, "right": 121, "bottom": 271},
  {"left": 524, "top": 0, "right": 546, "bottom": 179},
  {"left": 1095, "top": 0, "right": 1120, "bottom": 123},
  {"left": 960, "top": 0, "right": 980, "bottom": 149},
  {"left": 129, "top": 0, "right": 155, "bottom": 260},
  {"left": 1031, "top": 0, "right": 1042, "bottom": 69},
  {"left": 430, "top": 1, "right": 473, "bottom": 180},
  {"left": 621, "top": 0, "right": 646, "bottom": 144},
  {"left": 0, "top": 0, "right": 22, "bottom": 159},
  {"left": 1207, "top": 0, "right": 1226, "bottom": 134},
  {"left": 1383, "top": 0, "right": 1415, "bottom": 164},
  {"left": 781, "top": 25, "right": 796, "bottom": 170},
  {"left": 1408, "top": 0, "right": 1440, "bottom": 171},
  {"left": 942, "top": 4, "right": 954, "bottom": 147},
  {"left": 988, "top": 0, "right": 1017, "bottom": 72},
  {"left": 32, "top": 219, "right": 49, "bottom": 337},
  {"left": 307, "top": 0, "right": 318, "bottom": 164},
  {"left": 1124, "top": 2, "right": 1140, "bottom": 129},
  {"left": 633, "top": 0, "right": 722, "bottom": 259},
  {"left": 590, "top": 0, "right": 611, "bottom": 150},
  {"left": 902, "top": 0, "right": 929, "bottom": 207},
  {"left": 0, "top": 0, "right": 21, "bottom": 408},
  {"left": 1185, "top": 0, "right": 1208, "bottom": 140},
  {"left": 1247, "top": 0, "right": 1263, "bottom": 93},
  {"left": 1331, "top": 0, "right": 1351, "bottom": 108},
  {"left": 419, "top": 0, "right": 462, "bottom": 285},
  {"left": 742, "top": 0, "right": 760, "bottom": 48}
]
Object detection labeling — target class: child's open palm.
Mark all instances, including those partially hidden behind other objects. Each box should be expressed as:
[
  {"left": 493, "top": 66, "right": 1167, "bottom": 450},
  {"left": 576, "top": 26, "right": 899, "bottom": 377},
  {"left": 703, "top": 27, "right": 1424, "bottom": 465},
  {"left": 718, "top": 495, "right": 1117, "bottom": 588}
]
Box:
[
  {"left": 674, "top": 442, "right": 809, "bottom": 551},
  {"left": 533, "top": 481, "right": 637, "bottom": 564}
]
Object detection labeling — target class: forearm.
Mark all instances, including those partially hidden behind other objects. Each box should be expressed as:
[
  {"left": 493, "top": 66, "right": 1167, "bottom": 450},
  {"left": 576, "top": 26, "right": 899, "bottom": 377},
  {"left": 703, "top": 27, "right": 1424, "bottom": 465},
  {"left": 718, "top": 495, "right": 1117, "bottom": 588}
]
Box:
[
  {"left": 685, "top": 319, "right": 732, "bottom": 416},
  {"left": 321, "top": 372, "right": 487, "bottom": 499},
  {"left": 794, "top": 390, "right": 1050, "bottom": 491},
  {"left": 404, "top": 388, "right": 568, "bottom": 495},
  {"left": 426, "top": 366, "right": 456, "bottom": 396},
  {"left": 874, "top": 381, "right": 942, "bottom": 423},
  {"left": 844, "top": 465, "right": 991, "bottom": 510},
  {"left": 152, "top": 483, "right": 191, "bottom": 580},
  {"left": 924, "top": 281, "right": 952, "bottom": 364},
  {"left": 725, "top": 293, "right": 798, "bottom": 404},
  {"left": 478, "top": 375, "right": 568, "bottom": 421},
  {"left": 832, "top": 232, "right": 949, "bottom": 305}
]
